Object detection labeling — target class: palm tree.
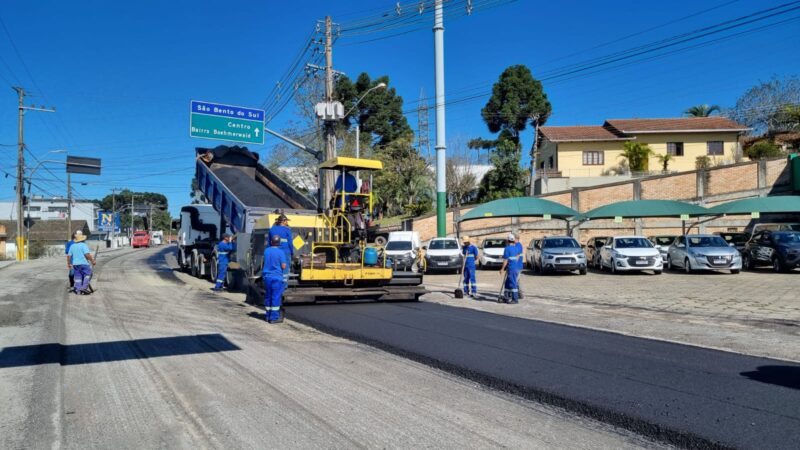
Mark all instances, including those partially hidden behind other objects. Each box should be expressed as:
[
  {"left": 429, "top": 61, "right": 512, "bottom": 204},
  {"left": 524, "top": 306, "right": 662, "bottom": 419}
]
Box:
[
  {"left": 684, "top": 104, "right": 721, "bottom": 117},
  {"left": 656, "top": 153, "right": 672, "bottom": 172},
  {"left": 619, "top": 141, "right": 653, "bottom": 172}
]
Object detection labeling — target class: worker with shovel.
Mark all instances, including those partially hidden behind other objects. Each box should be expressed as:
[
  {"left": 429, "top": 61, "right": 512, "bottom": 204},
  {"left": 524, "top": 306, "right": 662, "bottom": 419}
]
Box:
[
  {"left": 460, "top": 236, "right": 479, "bottom": 297},
  {"left": 499, "top": 233, "right": 523, "bottom": 304}
]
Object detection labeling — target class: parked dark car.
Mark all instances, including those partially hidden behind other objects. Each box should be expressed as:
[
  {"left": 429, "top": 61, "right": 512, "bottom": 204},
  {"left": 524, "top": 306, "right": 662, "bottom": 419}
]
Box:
[
  {"left": 714, "top": 231, "right": 749, "bottom": 254},
  {"left": 742, "top": 230, "right": 800, "bottom": 272},
  {"left": 585, "top": 236, "right": 608, "bottom": 269}
]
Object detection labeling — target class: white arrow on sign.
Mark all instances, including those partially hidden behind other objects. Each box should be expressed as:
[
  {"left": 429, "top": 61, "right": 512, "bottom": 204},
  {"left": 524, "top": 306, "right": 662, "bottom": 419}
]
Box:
[{"left": 254, "top": 127, "right": 260, "bottom": 137}]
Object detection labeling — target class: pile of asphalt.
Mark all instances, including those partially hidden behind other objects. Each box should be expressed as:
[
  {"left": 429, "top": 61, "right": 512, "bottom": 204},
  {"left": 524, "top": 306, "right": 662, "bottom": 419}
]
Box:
[
  {"left": 212, "top": 166, "right": 292, "bottom": 209},
  {"left": 288, "top": 301, "right": 800, "bottom": 450}
]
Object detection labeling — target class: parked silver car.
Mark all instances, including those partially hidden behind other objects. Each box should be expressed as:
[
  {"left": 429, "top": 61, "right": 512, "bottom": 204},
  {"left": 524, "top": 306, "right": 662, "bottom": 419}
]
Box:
[
  {"left": 667, "top": 234, "right": 742, "bottom": 274},
  {"left": 585, "top": 236, "right": 609, "bottom": 269},
  {"left": 649, "top": 235, "right": 677, "bottom": 263},
  {"left": 531, "top": 236, "right": 587, "bottom": 275},
  {"left": 600, "top": 236, "right": 663, "bottom": 274},
  {"left": 526, "top": 238, "right": 541, "bottom": 269}
]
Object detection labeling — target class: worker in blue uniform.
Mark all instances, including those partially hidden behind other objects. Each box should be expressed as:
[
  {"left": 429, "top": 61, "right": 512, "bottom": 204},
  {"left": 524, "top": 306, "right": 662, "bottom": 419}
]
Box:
[
  {"left": 212, "top": 233, "right": 236, "bottom": 292},
  {"left": 500, "top": 233, "right": 523, "bottom": 304},
  {"left": 332, "top": 171, "right": 358, "bottom": 208},
  {"left": 268, "top": 214, "right": 293, "bottom": 282},
  {"left": 461, "top": 235, "right": 479, "bottom": 297},
  {"left": 263, "top": 234, "right": 287, "bottom": 323}
]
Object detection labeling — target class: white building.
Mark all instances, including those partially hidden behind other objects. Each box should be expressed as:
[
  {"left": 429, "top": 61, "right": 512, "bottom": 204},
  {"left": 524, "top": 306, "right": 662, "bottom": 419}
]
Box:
[{"left": 0, "top": 197, "right": 99, "bottom": 232}]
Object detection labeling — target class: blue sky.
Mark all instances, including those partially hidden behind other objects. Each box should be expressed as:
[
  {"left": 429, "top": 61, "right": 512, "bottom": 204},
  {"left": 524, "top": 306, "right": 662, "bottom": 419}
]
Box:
[{"left": 0, "top": 0, "right": 798, "bottom": 216}]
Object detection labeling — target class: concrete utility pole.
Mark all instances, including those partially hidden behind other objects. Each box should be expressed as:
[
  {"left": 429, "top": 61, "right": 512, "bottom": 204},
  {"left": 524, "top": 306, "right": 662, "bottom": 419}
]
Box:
[
  {"left": 111, "top": 188, "right": 117, "bottom": 248},
  {"left": 433, "top": 0, "right": 447, "bottom": 237},
  {"left": 323, "top": 15, "right": 335, "bottom": 208},
  {"left": 12, "top": 86, "right": 55, "bottom": 260}
]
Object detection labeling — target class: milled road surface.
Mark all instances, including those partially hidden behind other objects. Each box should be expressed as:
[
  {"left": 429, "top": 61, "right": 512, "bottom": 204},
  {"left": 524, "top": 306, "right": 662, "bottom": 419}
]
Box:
[
  {"left": 288, "top": 299, "right": 800, "bottom": 449},
  {"left": 0, "top": 247, "right": 658, "bottom": 449}
]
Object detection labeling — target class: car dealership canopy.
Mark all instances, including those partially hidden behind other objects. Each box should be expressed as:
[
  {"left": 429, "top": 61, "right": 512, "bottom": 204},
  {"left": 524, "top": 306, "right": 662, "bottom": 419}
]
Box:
[
  {"left": 459, "top": 197, "right": 578, "bottom": 222},
  {"left": 579, "top": 200, "right": 710, "bottom": 220}
]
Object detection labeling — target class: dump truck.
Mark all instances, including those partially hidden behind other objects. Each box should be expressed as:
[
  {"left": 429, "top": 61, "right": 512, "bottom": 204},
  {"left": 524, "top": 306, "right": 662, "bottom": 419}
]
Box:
[{"left": 182, "top": 144, "right": 425, "bottom": 303}]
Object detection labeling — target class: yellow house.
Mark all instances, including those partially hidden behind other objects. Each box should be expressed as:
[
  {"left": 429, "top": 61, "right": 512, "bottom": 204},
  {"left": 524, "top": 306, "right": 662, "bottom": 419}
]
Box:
[{"left": 537, "top": 117, "right": 749, "bottom": 177}]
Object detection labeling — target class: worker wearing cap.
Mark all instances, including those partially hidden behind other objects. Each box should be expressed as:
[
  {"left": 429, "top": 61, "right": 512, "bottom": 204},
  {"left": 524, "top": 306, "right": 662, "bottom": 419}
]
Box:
[
  {"left": 65, "top": 230, "right": 83, "bottom": 290},
  {"left": 500, "top": 233, "right": 523, "bottom": 304},
  {"left": 67, "top": 232, "right": 95, "bottom": 295},
  {"left": 268, "top": 214, "right": 293, "bottom": 281},
  {"left": 212, "top": 233, "right": 236, "bottom": 291},
  {"left": 461, "top": 235, "right": 479, "bottom": 297},
  {"left": 263, "top": 234, "right": 287, "bottom": 323}
]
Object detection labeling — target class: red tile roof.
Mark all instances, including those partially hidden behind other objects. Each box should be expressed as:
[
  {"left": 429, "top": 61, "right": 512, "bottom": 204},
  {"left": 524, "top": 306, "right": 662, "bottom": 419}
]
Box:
[
  {"left": 539, "top": 126, "right": 628, "bottom": 142},
  {"left": 604, "top": 117, "right": 748, "bottom": 133}
]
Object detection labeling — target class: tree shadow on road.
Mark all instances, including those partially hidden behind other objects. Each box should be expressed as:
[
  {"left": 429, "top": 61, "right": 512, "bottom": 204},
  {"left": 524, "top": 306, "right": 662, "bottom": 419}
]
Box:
[
  {"left": 0, "top": 333, "right": 239, "bottom": 369},
  {"left": 741, "top": 365, "right": 800, "bottom": 390}
]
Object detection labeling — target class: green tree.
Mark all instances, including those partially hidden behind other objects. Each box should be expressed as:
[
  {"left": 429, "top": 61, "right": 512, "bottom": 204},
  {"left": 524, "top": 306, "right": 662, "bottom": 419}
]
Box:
[
  {"left": 335, "top": 73, "right": 413, "bottom": 146},
  {"left": 656, "top": 153, "right": 672, "bottom": 172},
  {"left": 684, "top": 104, "right": 720, "bottom": 117},
  {"left": 478, "top": 139, "right": 526, "bottom": 201},
  {"left": 745, "top": 140, "right": 783, "bottom": 160},
  {"left": 479, "top": 65, "right": 551, "bottom": 193},
  {"left": 372, "top": 137, "right": 432, "bottom": 217},
  {"left": 619, "top": 141, "right": 653, "bottom": 172},
  {"left": 769, "top": 104, "right": 800, "bottom": 132},
  {"left": 97, "top": 190, "right": 171, "bottom": 232}
]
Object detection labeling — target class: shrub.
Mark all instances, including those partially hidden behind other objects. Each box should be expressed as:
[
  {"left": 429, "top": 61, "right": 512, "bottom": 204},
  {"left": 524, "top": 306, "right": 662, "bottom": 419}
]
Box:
[{"left": 745, "top": 140, "right": 783, "bottom": 160}]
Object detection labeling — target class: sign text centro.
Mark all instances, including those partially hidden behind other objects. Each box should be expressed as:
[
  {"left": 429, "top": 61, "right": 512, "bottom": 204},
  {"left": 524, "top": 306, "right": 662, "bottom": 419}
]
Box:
[{"left": 190, "top": 100, "right": 265, "bottom": 145}]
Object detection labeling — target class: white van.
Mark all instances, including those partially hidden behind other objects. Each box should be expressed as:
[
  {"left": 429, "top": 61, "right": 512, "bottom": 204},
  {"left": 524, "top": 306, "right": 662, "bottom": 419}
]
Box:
[{"left": 384, "top": 231, "right": 422, "bottom": 269}]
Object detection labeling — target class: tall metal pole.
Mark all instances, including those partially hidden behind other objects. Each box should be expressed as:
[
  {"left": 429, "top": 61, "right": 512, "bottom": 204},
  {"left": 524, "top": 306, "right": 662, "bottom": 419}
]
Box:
[
  {"left": 130, "top": 195, "right": 135, "bottom": 240},
  {"left": 67, "top": 172, "right": 72, "bottom": 238},
  {"left": 323, "top": 15, "right": 335, "bottom": 208},
  {"left": 111, "top": 188, "right": 116, "bottom": 248},
  {"left": 433, "top": 0, "right": 447, "bottom": 237},
  {"left": 14, "top": 87, "right": 25, "bottom": 260}
]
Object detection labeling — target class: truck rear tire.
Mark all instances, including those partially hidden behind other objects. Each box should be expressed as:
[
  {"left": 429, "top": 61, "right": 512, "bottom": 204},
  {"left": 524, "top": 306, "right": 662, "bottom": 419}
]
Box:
[
  {"left": 210, "top": 256, "right": 218, "bottom": 284},
  {"left": 190, "top": 253, "right": 199, "bottom": 278},
  {"left": 374, "top": 235, "right": 387, "bottom": 247}
]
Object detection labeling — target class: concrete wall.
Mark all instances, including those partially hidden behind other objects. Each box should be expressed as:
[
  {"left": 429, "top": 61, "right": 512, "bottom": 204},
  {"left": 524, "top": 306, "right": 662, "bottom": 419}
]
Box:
[{"left": 411, "top": 157, "right": 794, "bottom": 244}]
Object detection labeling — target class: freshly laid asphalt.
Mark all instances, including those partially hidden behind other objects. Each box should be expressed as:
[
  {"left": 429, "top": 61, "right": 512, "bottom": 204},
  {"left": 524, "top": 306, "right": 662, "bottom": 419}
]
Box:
[{"left": 288, "top": 301, "right": 800, "bottom": 450}]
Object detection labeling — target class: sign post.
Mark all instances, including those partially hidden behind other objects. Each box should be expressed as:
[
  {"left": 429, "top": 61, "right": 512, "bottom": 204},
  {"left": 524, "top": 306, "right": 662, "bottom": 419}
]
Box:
[{"left": 190, "top": 100, "right": 265, "bottom": 145}]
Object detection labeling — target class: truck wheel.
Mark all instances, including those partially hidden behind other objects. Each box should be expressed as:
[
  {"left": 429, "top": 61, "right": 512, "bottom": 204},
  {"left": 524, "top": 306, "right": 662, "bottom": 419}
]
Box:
[
  {"left": 190, "top": 253, "right": 199, "bottom": 278},
  {"left": 210, "top": 256, "right": 218, "bottom": 284},
  {"left": 374, "top": 235, "right": 387, "bottom": 247},
  {"left": 226, "top": 269, "right": 241, "bottom": 291}
]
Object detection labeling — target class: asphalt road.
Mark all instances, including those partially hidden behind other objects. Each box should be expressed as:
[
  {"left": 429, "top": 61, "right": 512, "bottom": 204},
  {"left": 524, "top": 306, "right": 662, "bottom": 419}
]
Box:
[
  {"left": 288, "top": 300, "right": 800, "bottom": 449},
  {"left": 0, "top": 248, "right": 657, "bottom": 449}
]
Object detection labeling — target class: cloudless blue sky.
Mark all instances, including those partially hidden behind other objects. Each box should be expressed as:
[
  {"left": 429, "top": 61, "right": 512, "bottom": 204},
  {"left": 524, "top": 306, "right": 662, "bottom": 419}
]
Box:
[{"left": 0, "top": 0, "right": 798, "bottom": 216}]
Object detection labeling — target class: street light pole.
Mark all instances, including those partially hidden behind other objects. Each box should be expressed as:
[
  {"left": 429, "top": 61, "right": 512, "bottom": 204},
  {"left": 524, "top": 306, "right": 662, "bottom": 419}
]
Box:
[
  {"left": 433, "top": 0, "right": 447, "bottom": 238},
  {"left": 23, "top": 151, "right": 66, "bottom": 259}
]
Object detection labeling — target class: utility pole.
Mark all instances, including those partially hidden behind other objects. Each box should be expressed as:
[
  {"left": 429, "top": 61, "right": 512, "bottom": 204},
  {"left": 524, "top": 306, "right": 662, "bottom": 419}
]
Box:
[
  {"left": 433, "top": 1, "right": 447, "bottom": 237},
  {"left": 111, "top": 188, "right": 117, "bottom": 248},
  {"left": 12, "top": 86, "right": 56, "bottom": 260},
  {"left": 130, "top": 194, "right": 136, "bottom": 241},
  {"left": 14, "top": 87, "right": 25, "bottom": 261},
  {"left": 323, "top": 15, "right": 335, "bottom": 208},
  {"left": 67, "top": 172, "right": 72, "bottom": 238}
]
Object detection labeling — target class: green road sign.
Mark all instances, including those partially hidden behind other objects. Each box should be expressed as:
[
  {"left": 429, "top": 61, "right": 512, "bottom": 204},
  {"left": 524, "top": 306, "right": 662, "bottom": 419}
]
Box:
[{"left": 190, "top": 100, "right": 265, "bottom": 145}]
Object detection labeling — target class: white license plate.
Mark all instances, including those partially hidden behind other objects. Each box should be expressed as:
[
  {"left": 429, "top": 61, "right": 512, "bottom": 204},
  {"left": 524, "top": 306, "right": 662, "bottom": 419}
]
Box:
[
  {"left": 635, "top": 260, "right": 649, "bottom": 265},
  {"left": 437, "top": 262, "right": 449, "bottom": 266},
  {"left": 713, "top": 258, "right": 726, "bottom": 264}
]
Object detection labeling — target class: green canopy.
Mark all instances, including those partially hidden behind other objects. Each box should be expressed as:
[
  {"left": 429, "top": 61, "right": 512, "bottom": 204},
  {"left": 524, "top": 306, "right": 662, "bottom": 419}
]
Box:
[
  {"left": 580, "top": 199, "right": 710, "bottom": 220},
  {"left": 459, "top": 197, "right": 578, "bottom": 222},
  {"left": 706, "top": 195, "right": 800, "bottom": 215}
]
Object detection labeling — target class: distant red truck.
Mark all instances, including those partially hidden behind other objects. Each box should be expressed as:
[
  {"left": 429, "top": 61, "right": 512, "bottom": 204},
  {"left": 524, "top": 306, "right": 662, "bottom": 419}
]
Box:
[{"left": 132, "top": 231, "right": 151, "bottom": 248}]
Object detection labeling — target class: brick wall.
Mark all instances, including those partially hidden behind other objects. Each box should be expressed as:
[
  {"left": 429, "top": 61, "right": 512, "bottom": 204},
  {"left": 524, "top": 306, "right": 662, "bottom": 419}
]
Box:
[
  {"left": 579, "top": 183, "right": 634, "bottom": 212},
  {"left": 641, "top": 173, "right": 696, "bottom": 200},
  {"left": 765, "top": 158, "right": 791, "bottom": 187},
  {"left": 706, "top": 164, "right": 758, "bottom": 196}
]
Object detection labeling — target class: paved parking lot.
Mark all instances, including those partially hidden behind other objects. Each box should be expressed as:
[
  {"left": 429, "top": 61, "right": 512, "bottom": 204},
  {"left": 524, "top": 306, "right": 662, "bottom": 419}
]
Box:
[{"left": 422, "top": 266, "right": 800, "bottom": 362}]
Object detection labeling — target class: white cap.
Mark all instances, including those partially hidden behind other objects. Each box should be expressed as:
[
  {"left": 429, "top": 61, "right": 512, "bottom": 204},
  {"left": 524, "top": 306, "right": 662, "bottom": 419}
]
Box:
[{"left": 507, "top": 233, "right": 516, "bottom": 241}]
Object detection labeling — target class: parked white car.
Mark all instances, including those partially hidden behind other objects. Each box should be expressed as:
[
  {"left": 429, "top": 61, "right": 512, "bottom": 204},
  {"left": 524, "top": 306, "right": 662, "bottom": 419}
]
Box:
[
  {"left": 667, "top": 234, "right": 741, "bottom": 274},
  {"left": 600, "top": 236, "right": 663, "bottom": 274},
  {"left": 424, "top": 237, "right": 463, "bottom": 273},
  {"left": 385, "top": 231, "right": 422, "bottom": 271},
  {"left": 478, "top": 238, "right": 506, "bottom": 269}
]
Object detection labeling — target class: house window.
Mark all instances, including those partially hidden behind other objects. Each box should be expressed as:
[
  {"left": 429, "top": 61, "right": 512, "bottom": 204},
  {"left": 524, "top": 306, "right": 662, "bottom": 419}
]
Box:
[
  {"left": 707, "top": 141, "right": 724, "bottom": 156},
  {"left": 667, "top": 142, "right": 684, "bottom": 156},
  {"left": 582, "top": 151, "right": 604, "bottom": 165}
]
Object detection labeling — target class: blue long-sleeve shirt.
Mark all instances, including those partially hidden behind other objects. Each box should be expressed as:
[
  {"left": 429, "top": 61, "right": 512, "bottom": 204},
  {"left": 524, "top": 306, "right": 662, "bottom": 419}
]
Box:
[{"left": 269, "top": 224, "right": 294, "bottom": 260}]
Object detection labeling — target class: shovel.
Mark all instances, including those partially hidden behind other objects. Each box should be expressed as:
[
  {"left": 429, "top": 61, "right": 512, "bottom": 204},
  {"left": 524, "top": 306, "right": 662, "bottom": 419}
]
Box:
[
  {"left": 496, "top": 270, "right": 509, "bottom": 303},
  {"left": 454, "top": 258, "right": 466, "bottom": 298}
]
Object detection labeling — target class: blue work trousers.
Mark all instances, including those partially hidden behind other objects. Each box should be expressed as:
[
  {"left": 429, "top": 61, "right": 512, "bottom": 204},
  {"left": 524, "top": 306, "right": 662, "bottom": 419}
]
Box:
[
  {"left": 504, "top": 268, "right": 520, "bottom": 303},
  {"left": 264, "top": 276, "right": 285, "bottom": 321},
  {"left": 214, "top": 261, "right": 228, "bottom": 289},
  {"left": 73, "top": 264, "right": 92, "bottom": 291},
  {"left": 462, "top": 266, "right": 477, "bottom": 294}
]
